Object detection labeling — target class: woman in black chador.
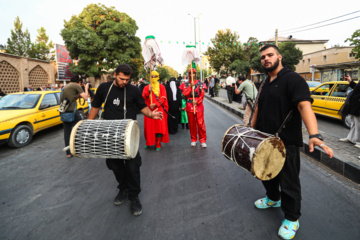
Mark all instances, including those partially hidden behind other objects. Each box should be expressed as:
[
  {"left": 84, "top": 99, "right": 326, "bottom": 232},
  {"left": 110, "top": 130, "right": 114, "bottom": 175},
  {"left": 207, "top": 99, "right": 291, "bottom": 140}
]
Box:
[{"left": 165, "top": 77, "right": 182, "bottom": 134}]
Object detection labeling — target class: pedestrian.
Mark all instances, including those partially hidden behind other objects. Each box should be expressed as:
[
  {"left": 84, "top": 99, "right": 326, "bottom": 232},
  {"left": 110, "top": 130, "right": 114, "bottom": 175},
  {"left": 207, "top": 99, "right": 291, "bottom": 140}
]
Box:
[
  {"left": 60, "top": 75, "right": 89, "bottom": 158},
  {"left": 235, "top": 76, "right": 258, "bottom": 126},
  {"left": 180, "top": 93, "right": 189, "bottom": 129},
  {"left": 204, "top": 78, "right": 209, "bottom": 93},
  {"left": 250, "top": 44, "right": 334, "bottom": 240},
  {"left": 339, "top": 75, "right": 360, "bottom": 147},
  {"left": 142, "top": 70, "right": 169, "bottom": 151},
  {"left": 226, "top": 74, "right": 236, "bottom": 103},
  {"left": 165, "top": 77, "right": 182, "bottom": 135},
  {"left": 88, "top": 64, "right": 163, "bottom": 216},
  {"left": 209, "top": 75, "right": 215, "bottom": 97},
  {"left": 180, "top": 68, "right": 207, "bottom": 147}
]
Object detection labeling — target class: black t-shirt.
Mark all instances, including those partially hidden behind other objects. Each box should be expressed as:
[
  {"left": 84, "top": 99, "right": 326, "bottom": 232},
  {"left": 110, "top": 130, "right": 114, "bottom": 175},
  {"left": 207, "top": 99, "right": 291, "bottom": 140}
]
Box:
[
  {"left": 92, "top": 81, "right": 147, "bottom": 120},
  {"left": 256, "top": 67, "right": 313, "bottom": 146}
]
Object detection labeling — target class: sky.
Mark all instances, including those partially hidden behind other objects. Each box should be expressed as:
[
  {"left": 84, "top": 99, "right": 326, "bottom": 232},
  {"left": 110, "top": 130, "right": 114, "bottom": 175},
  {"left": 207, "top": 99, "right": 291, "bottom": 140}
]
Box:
[{"left": 1, "top": 0, "right": 359, "bottom": 73}]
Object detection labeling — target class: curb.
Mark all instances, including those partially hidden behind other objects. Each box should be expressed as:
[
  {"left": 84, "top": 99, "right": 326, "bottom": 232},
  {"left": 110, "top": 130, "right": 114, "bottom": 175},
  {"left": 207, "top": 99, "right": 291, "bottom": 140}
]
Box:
[{"left": 205, "top": 95, "right": 360, "bottom": 184}]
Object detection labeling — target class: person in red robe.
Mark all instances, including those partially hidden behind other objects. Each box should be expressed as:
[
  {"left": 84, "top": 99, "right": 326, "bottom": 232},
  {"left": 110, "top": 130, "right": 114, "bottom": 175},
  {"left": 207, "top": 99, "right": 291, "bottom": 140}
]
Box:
[
  {"left": 179, "top": 68, "right": 207, "bottom": 147},
  {"left": 142, "top": 71, "right": 169, "bottom": 150}
]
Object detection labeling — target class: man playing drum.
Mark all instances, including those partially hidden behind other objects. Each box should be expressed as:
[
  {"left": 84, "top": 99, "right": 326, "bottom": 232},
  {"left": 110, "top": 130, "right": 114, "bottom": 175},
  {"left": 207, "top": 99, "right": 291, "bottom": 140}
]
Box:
[
  {"left": 250, "top": 45, "right": 334, "bottom": 239},
  {"left": 88, "top": 64, "right": 163, "bottom": 216}
]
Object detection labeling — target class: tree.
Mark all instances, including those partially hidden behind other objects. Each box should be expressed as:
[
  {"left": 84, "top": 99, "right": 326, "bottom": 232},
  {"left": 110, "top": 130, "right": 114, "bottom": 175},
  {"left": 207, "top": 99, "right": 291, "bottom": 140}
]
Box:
[
  {"left": 60, "top": 3, "right": 142, "bottom": 85},
  {"left": 5, "top": 17, "right": 32, "bottom": 57},
  {"left": 204, "top": 29, "right": 244, "bottom": 77},
  {"left": 29, "top": 27, "right": 55, "bottom": 61},
  {"left": 346, "top": 29, "right": 360, "bottom": 60},
  {"left": 278, "top": 42, "right": 303, "bottom": 71},
  {"left": 163, "top": 65, "right": 178, "bottom": 78},
  {"left": 156, "top": 66, "right": 171, "bottom": 82}
]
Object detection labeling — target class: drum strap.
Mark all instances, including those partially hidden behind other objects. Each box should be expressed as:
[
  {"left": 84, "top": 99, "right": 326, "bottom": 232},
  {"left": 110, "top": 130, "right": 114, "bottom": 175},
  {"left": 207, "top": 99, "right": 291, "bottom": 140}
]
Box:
[{"left": 99, "top": 83, "right": 114, "bottom": 120}]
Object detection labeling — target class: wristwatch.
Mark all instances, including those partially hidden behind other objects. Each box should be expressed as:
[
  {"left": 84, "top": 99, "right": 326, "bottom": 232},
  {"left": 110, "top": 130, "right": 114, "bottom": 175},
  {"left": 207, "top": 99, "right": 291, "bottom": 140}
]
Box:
[{"left": 309, "top": 133, "right": 324, "bottom": 141}]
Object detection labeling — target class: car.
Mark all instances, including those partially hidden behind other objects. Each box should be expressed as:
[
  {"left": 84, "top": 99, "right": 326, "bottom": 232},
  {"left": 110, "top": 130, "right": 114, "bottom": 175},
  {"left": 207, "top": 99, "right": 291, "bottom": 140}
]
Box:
[
  {"left": 306, "top": 81, "right": 321, "bottom": 91},
  {"left": 0, "top": 90, "right": 89, "bottom": 148},
  {"left": 310, "top": 81, "right": 355, "bottom": 129}
]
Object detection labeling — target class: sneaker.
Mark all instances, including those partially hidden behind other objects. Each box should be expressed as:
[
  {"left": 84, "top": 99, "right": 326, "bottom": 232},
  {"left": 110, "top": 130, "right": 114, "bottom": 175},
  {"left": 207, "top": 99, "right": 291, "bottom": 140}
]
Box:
[
  {"left": 191, "top": 142, "right": 197, "bottom": 147},
  {"left": 201, "top": 143, "right": 207, "bottom": 148},
  {"left": 130, "top": 197, "right": 142, "bottom": 216},
  {"left": 254, "top": 196, "right": 281, "bottom": 209},
  {"left": 113, "top": 190, "right": 127, "bottom": 206},
  {"left": 355, "top": 143, "right": 360, "bottom": 148},
  {"left": 339, "top": 138, "right": 350, "bottom": 142},
  {"left": 278, "top": 219, "right": 300, "bottom": 240}
]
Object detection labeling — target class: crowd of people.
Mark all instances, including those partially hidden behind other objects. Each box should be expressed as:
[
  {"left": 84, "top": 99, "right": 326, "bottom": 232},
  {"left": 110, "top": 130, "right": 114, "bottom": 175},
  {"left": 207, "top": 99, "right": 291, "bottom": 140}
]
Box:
[{"left": 24, "top": 83, "right": 65, "bottom": 91}]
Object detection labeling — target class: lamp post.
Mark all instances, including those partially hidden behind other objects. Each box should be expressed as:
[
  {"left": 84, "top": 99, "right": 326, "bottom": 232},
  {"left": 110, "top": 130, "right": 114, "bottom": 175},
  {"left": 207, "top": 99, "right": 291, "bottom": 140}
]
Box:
[{"left": 187, "top": 13, "right": 203, "bottom": 81}]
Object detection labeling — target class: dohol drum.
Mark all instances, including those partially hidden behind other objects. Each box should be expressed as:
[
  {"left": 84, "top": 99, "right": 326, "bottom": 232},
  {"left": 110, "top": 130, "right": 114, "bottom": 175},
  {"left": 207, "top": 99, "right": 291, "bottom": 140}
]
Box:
[
  {"left": 222, "top": 124, "right": 286, "bottom": 181},
  {"left": 70, "top": 119, "right": 140, "bottom": 159}
]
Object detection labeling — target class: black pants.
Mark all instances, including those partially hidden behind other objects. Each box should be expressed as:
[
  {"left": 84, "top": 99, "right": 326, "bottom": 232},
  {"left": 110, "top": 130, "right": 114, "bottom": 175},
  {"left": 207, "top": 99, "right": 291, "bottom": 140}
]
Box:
[
  {"left": 226, "top": 86, "right": 234, "bottom": 103},
  {"left": 106, "top": 152, "right": 142, "bottom": 200},
  {"left": 262, "top": 145, "right": 301, "bottom": 221},
  {"left": 209, "top": 87, "right": 214, "bottom": 97}
]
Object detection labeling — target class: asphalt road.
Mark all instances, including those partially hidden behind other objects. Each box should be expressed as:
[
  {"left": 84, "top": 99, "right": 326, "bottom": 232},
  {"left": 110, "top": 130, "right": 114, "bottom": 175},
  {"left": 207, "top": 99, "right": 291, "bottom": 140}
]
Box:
[{"left": 0, "top": 99, "right": 359, "bottom": 240}]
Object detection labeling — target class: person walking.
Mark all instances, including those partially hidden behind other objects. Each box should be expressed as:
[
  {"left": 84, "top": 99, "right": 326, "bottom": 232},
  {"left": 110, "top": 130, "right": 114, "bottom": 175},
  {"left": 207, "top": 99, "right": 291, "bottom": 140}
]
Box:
[
  {"left": 235, "top": 76, "right": 258, "bottom": 126},
  {"left": 250, "top": 44, "right": 334, "bottom": 240},
  {"left": 209, "top": 75, "right": 215, "bottom": 97},
  {"left": 339, "top": 75, "right": 360, "bottom": 147},
  {"left": 88, "top": 64, "right": 163, "bottom": 216},
  {"left": 225, "top": 74, "right": 236, "bottom": 103},
  {"left": 165, "top": 77, "right": 182, "bottom": 134}
]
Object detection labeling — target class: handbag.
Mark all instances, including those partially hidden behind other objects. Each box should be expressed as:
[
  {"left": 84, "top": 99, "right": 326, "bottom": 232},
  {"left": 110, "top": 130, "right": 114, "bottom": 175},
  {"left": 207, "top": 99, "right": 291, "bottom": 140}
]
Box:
[{"left": 60, "top": 102, "right": 77, "bottom": 122}]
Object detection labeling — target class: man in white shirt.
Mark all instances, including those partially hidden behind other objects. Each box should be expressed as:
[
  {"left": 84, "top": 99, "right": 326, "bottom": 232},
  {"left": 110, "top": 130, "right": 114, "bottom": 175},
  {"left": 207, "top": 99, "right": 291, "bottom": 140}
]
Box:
[{"left": 225, "top": 74, "right": 236, "bottom": 103}]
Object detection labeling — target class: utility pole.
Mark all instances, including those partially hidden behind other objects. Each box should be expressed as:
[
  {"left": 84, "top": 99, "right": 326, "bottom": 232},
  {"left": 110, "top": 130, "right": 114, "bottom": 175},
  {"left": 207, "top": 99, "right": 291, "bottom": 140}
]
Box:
[
  {"left": 275, "top": 29, "right": 278, "bottom": 46},
  {"left": 198, "top": 15, "right": 203, "bottom": 81}
]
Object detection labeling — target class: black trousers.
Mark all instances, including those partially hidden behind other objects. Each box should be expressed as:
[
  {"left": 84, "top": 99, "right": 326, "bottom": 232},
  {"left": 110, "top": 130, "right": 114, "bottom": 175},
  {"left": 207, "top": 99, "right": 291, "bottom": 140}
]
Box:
[
  {"left": 209, "top": 87, "right": 214, "bottom": 97},
  {"left": 106, "top": 152, "right": 142, "bottom": 200},
  {"left": 226, "top": 86, "right": 234, "bottom": 103},
  {"left": 262, "top": 145, "right": 301, "bottom": 221}
]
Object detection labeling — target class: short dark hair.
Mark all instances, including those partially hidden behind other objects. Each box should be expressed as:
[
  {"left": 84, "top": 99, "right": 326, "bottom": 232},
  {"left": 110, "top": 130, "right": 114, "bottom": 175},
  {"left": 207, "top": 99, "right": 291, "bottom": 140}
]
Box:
[
  {"left": 115, "top": 64, "right": 133, "bottom": 76},
  {"left": 260, "top": 44, "right": 280, "bottom": 54},
  {"left": 238, "top": 76, "right": 246, "bottom": 81},
  {"left": 70, "top": 75, "right": 82, "bottom": 83}
]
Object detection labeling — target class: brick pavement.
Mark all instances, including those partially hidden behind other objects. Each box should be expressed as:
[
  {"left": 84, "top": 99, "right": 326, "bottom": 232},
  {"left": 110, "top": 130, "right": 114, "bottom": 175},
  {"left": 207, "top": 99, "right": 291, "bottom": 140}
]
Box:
[{"left": 205, "top": 94, "right": 360, "bottom": 184}]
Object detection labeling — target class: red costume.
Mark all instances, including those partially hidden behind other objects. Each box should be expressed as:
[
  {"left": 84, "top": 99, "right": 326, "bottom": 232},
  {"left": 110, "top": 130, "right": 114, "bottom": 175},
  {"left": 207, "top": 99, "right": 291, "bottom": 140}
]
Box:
[
  {"left": 142, "top": 84, "right": 169, "bottom": 148},
  {"left": 179, "top": 69, "right": 207, "bottom": 144}
]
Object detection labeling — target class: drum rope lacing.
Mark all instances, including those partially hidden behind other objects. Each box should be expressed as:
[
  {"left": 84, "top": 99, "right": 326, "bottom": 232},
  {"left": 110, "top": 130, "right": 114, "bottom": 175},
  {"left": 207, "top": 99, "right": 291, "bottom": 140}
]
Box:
[{"left": 224, "top": 126, "right": 274, "bottom": 164}]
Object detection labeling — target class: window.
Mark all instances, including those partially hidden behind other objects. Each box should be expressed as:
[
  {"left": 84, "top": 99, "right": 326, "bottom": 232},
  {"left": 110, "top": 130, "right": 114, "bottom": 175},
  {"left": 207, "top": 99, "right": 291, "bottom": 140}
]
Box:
[
  {"left": 349, "top": 53, "right": 356, "bottom": 58},
  {"left": 323, "top": 55, "right": 327, "bottom": 61},
  {"left": 302, "top": 60, "right": 305, "bottom": 65},
  {"left": 40, "top": 93, "right": 58, "bottom": 108},
  {"left": 308, "top": 59, "right": 310, "bottom": 64},
  {"left": 331, "top": 84, "right": 348, "bottom": 97},
  {"left": 312, "top": 84, "right": 334, "bottom": 96}
]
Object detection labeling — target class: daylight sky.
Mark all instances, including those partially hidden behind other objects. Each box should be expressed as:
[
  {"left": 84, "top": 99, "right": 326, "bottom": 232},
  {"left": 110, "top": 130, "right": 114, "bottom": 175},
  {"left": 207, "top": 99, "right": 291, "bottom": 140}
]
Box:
[{"left": 1, "top": 0, "right": 359, "bottom": 73}]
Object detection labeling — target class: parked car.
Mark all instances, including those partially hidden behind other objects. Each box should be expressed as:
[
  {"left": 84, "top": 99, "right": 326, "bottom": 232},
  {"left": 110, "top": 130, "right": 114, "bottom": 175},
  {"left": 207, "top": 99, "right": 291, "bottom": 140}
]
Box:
[
  {"left": 306, "top": 81, "right": 321, "bottom": 91},
  {"left": 0, "top": 90, "right": 89, "bottom": 148},
  {"left": 310, "top": 81, "right": 355, "bottom": 129}
]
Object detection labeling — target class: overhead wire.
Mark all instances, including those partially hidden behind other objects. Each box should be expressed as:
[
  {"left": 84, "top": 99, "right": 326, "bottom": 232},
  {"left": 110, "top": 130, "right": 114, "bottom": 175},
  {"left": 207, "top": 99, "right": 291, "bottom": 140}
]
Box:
[{"left": 279, "top": 10, "right": 360, "bottom": 33}]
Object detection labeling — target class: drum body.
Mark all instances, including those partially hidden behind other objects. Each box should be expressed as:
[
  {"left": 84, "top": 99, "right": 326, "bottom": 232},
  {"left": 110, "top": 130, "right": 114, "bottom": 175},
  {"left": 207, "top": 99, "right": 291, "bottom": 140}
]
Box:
[
  {"left": 70, "top": 119, "right": 140, "bottom": 159},
  {"left": 222, "top": 124, "right": 286, "bottom": 181}
]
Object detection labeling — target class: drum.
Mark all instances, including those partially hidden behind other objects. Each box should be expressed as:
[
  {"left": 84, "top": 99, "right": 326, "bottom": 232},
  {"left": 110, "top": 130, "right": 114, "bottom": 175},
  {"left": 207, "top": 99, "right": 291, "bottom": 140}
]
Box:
[
  {"left": 221, "top": 124, "right": 286, "bottom": 181},
  {"left": 70, "top": 119, "right": 140, "bottom": 159}
]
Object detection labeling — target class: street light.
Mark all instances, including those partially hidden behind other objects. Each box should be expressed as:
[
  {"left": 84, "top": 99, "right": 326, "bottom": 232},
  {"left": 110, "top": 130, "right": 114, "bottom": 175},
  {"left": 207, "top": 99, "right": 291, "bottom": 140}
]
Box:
[{"left": 187, "top": 13, "right": 203, "bottom": 81}]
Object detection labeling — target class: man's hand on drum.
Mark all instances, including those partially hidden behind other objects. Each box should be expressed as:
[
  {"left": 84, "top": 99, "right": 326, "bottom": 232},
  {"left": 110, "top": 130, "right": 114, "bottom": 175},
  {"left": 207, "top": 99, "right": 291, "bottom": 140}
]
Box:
[
  {"left": 309, "top": 138, "right": 334, "bottom": 158},
  {"left": 151, "top": 109, "right": 163, "bottom": 120}
]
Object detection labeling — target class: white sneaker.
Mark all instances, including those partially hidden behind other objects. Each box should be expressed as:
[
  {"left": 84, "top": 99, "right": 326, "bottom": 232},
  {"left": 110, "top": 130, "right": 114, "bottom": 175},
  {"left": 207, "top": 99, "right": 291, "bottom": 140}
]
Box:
[
  {"left": 355, "top": 144, "right": 360, "bottom": 149},
  {"left": 191, "top": 142, "right": 197, "bottom": 147},
  {"left": 339, "top": 138, "right": 350, "bottom": 142},
  {"left": 201, "top": 143, "right": 207, "bottom": 148}
]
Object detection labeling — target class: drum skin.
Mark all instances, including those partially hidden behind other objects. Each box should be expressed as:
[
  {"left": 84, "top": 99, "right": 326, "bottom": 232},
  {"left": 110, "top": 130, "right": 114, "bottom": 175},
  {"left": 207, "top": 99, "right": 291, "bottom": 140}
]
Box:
[
  {"left": 70, "top": 119, "right": 140, "bottom": 159},
  {"left": 222, "top": 124, "right": 286, "bottom": 181}
]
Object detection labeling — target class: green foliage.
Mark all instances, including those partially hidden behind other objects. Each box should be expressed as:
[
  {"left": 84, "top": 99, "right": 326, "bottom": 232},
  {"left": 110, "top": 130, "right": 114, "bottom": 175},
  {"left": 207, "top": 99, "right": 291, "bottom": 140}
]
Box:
[
  {"left": 183, "top": 64, "right": 200, "bottom": 76},
  {"left": 346, "top": 29, "right": 360, "bottom": 60},
  {"left": 163, "top": 65, "right": 178, "bottom": 78},
  {"left": 6, "top": 17, "right": 32, "bottom": 57},
  {"left": 204, "top": 29, "right": 244, "bottom": 76},
  {"left": 29, "top": 27, "right": 55, "bottom": 61},
  {"left": 60, "top": 3, "right": 142, "bottom": 79},
  {"left": 156, "top": 66, "right": 171, "bottom": 82},
  {"left": 278, "top": 42, "right": 303, "bottom": 71}
]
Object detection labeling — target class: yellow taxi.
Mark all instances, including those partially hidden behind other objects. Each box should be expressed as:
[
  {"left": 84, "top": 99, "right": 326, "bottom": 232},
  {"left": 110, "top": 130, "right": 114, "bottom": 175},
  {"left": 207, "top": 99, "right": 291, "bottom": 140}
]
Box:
[
  {"left": 310, "top": 81, "right": 355, "bottom": 128},
  {"left": 0, "top": 90, "right": 89, "bottom": 148}
]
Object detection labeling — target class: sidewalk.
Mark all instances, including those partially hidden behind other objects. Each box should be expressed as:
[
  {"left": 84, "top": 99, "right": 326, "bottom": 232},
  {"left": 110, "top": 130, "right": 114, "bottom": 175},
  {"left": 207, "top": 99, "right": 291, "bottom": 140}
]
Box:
[{"left": 205, "top": 94, "right": 360, "bottom": 184}]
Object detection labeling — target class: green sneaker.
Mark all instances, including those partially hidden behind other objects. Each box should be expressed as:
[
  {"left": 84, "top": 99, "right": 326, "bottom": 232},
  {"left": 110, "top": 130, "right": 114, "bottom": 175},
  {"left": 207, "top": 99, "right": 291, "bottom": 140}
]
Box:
[
  {"left": 278, "top": 219, "right": 299, "bottom": 239},
  {"left": 254, "top": 196, "right": 281, "bottom": 209}
]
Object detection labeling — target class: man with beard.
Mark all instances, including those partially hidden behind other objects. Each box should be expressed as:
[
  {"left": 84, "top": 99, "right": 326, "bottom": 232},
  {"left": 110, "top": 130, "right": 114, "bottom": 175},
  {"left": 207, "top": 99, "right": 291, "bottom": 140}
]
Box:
[
  {"left": 88, "top": 64, "right": 163, "bottom": 216},
  {"left": 250, "top": 45, "right": 334, "bottom": 239}
]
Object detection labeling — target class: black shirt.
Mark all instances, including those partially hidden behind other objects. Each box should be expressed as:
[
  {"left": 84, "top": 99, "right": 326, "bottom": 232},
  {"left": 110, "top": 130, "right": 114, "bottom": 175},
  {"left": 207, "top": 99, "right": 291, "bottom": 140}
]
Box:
[
  {"left": 256, "top": 67, "right": 313, "bottom": 146},
  {"left": 92, "top": 81, "right": 147, "bottom": 120}
]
